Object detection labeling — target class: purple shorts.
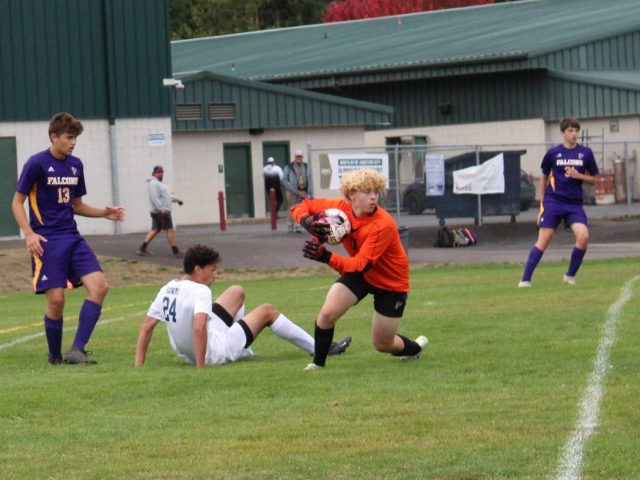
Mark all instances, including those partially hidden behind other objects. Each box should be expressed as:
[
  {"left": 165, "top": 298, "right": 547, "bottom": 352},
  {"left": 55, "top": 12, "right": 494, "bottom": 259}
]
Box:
[
  {"left": 537, "top": 196, "right": 588, "bottom": 230},
  {"left": 31, "top": 236, "right": 102, "bottom": 294}
]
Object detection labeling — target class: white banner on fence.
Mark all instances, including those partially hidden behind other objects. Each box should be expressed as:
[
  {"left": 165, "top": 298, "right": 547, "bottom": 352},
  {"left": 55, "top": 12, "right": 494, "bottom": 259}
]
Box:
[
  {"left": 453, "top": 153, "right": 505, "bottom": 194},
  {"left": 325, "top": 153, "right": 389, "bottom": 190},
  {"left": 425, "top": 154, "right": 445, "bottom": 196}
]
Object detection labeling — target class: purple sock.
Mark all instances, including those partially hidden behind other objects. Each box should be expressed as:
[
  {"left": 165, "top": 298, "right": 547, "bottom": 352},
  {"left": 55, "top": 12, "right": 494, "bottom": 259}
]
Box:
[
  {"left": 522, "top": 246, "right": 544, "bottom": 282},
  {"left": 566, "top": 247, "right": 587, "bottom": 277},
  {"left": 44, "top": 315, "right": 63, "bottom": 360},
  {"left": 72, "top": 300, "right": 102, "bottom": 350}
]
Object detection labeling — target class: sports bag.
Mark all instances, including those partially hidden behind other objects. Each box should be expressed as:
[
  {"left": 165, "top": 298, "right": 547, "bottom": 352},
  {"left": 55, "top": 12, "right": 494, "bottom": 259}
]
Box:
[{"left": 434, "top": 226, "right": 455, "bottom": 248}]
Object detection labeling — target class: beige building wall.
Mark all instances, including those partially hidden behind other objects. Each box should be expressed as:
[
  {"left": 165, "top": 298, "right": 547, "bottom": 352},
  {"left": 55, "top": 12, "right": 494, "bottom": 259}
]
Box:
[
  {"left": 364, "top": 118, "right": 548, "bottom": 175},
  {"left": 172, "top": 126, "right": 364, "bottom": 225},
  {"left": 1, "top": 117, "right": 173, "bottom": 237}
]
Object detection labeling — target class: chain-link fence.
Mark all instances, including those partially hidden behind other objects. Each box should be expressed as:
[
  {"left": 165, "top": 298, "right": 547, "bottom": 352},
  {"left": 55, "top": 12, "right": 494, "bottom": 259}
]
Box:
[{"left": 308, "top": 141, "right": 639, "bottom": 225}]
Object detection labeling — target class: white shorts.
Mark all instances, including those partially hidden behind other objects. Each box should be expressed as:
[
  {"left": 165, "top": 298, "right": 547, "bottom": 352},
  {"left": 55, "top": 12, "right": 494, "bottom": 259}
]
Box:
[{"left": 205, "top": 320, "right": 255, "bottom": 365}]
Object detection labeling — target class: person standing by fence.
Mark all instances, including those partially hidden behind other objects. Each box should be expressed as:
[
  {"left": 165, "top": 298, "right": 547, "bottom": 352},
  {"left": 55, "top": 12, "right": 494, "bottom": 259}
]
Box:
[
  {"left": 263, "top": 157, "right": 284, "bottom": 217},
  {"left": 283, "top": 150, "right": 313, "bottom": 233}
]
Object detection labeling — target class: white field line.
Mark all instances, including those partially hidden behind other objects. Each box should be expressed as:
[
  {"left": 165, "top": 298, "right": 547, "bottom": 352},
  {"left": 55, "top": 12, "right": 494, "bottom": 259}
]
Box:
[
  {"left": 0, "top": 310, "right": 146, "bottom": 352},
  {"left": 554, "top": 275, "right": 639, "bottom": 480}
]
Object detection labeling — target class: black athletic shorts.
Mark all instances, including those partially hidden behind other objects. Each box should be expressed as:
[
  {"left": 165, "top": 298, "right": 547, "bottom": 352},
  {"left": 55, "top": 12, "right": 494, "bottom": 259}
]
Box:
[
  {"left": 151, "top": 211, "right": 173, "bottom": 231},
  {"left": 336, "top": 272, "right": 408, "bottom": 318}
]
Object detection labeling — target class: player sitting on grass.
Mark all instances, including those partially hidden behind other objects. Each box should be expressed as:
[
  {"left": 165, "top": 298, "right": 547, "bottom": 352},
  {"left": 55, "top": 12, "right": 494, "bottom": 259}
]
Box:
[
  {"left": 135, "top": 244, "right": 351, "bottom": 367},
  {"left": 292, "top": 168, "right": 427, "bottom": 371}
]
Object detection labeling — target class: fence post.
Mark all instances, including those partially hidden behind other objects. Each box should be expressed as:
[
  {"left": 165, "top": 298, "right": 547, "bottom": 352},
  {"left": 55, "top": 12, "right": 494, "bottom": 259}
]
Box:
[
  {"left": 394, "top": 143, "right": 401, "bottom": 220},
  {"left": 624, "top": 141, "right": 632, "bottom": 215},
  {"left": 269, "top": 188, "right": 277, "bottom": 230},
  {"left": 475, "top": 145, "right": 482, "bottom": 226},
  {"left": 218, "top": 191, "right": 226, "bottom": 231}
]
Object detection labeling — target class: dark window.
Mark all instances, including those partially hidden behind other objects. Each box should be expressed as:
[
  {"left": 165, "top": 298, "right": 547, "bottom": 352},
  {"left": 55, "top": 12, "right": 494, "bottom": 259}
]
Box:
[
  {"left": 209, "top": 103, "right": 236, "bottom": 120},
  {"left": 176, "top": 104, "right": 203, "bottom": 121}
]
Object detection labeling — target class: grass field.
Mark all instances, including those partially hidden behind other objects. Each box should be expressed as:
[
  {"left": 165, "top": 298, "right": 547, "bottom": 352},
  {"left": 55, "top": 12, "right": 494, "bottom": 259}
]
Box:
[{"left": 1, "top": 258, "right": 639, "bottom": 479}]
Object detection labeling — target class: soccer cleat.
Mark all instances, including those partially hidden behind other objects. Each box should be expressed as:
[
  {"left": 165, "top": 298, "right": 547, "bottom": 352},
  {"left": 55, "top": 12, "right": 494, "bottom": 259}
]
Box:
[
  {"left": 63, "top": 347, "right": 97, "bottom": 365},
  {"left": 173, "top": 251, "right": 184, "bottom": 259},
  {"left": 518, "top": 280, "right": 532, "bottom": 288},
  {"left": 563, "top": 275, "right": 576, "bottom": 285},
  {"left": 304, "top": 362, "right": 323, "bottom": 371},
  {"left": 328, "top": 336, "right": 352, "bottom": 356},
  {"left": 401, "top": 335, "right": 428, "bottom": 360},
  {"left": 48, "top": 356, "right": 63, "bottom": 365},
  {"left": 137, "top": 249, "right": 152, "bottom": 257}
]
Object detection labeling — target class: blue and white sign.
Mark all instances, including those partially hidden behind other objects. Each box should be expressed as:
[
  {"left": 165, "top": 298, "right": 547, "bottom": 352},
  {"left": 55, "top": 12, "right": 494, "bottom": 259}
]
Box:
[
  {"left": 326, "top": 153, "right": 389, "bottom": 190},
  {"left": 148, "top": 133, "right": 165, "bottom": 146},
  {"left": 425, "top": 154, "right": 445, "bottom": 196}
]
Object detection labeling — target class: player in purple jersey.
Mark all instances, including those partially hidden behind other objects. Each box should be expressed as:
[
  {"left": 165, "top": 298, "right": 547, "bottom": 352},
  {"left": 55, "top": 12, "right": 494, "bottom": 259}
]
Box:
[
  {"left": 519, "top": 117, "right": 599, "bottom": 287},
  {"left": 11, "top": 112, "right": 126, "bottom": 365}
]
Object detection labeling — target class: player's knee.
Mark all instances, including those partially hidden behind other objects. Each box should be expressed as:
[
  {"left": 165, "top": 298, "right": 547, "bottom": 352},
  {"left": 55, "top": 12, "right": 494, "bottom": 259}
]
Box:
[
  {"left": 227, "top": 285, "right": 245, "bottom": 303},
  {"left": 257, "top": 303, "right": 279, "bottom": 323},
  {"left": 371, "top": 335, "right": 394, "bottom": 353},
  {"left": 576, "top": 232, "right": 589, "bottom": 247},
  {"left": 48, "top": 296, "right": 65, "bottom": 316},
  {"left": 317, "top": 309, "right": 338, "bottom": 328},
  {"left": 89, "top": 279, "right": 109, "bottom": 301}
]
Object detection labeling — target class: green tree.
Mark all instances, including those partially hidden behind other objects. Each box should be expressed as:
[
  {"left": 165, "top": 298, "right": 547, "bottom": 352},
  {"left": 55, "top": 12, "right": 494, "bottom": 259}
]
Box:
[{"left": 170, "top": 0, "right": 332, "bottom": 40}]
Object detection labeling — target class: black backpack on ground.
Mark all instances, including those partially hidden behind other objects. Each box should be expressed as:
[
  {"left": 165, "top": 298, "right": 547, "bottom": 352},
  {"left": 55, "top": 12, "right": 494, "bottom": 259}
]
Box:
[{"left": 434, "top": 226, "right": 455, "bottom": 248}]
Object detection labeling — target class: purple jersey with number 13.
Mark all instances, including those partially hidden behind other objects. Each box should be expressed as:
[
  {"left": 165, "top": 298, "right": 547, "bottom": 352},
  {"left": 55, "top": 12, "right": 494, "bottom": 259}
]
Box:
[
  {"left": 541, "top": 144, "right": 599, "bottom": 205},
  {"left": 15, "top": 149, "right": 87, "bottom": 237}
]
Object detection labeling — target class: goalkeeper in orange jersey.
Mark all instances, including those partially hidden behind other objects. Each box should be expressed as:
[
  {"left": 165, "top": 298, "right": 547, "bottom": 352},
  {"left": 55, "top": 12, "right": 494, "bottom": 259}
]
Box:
[{"left": 292, "top": 169, "right": 427, "bottom": 370}]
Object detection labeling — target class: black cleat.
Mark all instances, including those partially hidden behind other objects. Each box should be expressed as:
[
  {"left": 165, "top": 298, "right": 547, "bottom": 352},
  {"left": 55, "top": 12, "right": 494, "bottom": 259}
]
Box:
[
  {"left": 63, "top": 347, "right": 97, "bottom": 365},
  {"left": 48, "top": 356, "right": 63, "bottom": 365},
  {"left": 328, "top": 336, "right": 352, "bottom": 356}
]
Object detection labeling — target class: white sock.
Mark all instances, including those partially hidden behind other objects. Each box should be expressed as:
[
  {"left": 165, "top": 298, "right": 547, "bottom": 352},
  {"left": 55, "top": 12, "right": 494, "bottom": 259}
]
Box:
[
  {"left": 270, "top": 314, "right": 314, "bottom": 354},
  {"left": 234, "top": 304, "right": 245, "bottom": 323}
]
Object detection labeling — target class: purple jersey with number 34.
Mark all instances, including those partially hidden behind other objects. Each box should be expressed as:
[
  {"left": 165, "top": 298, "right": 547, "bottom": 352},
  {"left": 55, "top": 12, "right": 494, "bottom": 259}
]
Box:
[
  {"left": 541, "top": 144, "right": 599, "bottom": 205},
  {"left": 15, "top": 149, "right": 87, "bottom": 237}
]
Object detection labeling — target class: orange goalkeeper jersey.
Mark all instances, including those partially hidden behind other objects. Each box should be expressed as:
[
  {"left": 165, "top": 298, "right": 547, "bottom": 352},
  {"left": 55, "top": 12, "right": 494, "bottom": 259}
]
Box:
[{"left": 292, "top": 198, "right": 409, "bottom": 292}]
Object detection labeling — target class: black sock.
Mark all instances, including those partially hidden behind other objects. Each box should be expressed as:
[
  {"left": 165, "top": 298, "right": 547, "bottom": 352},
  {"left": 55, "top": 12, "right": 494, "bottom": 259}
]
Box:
[
  {"left": 313, "top": 323, "right": 334, "bottom": 367},
  {"left": 392, "top": 335, "right": 421, "bottom": 356},
  {"left": 140, "top": 242, "right": 149, "bottom": 251},
  {"left": 172, "top": 246, "right": 179, "bottom": 254}
]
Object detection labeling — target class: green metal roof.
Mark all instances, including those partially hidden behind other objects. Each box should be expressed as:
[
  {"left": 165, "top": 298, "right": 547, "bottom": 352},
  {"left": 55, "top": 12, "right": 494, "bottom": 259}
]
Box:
[
  {"left": 548, "top": 70, "right": 640, "bottom": 92},
  {"left": 172, "top": 0, "right": 640, "bottom": 82},
  {"left": 172, "top": 71, "right": 393, "bottom": 131}
]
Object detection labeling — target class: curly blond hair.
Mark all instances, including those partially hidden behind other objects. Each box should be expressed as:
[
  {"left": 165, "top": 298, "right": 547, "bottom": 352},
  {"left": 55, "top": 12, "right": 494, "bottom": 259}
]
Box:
[{"left": 339, "top": 169, "right": 387, "bottom": 199}]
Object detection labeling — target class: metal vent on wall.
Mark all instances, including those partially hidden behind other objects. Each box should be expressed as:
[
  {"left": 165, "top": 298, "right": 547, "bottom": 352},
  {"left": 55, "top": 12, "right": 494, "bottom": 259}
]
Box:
[
  {"left": 209, "top": 103, "right": 236, "bottom": 120},
  {"left": 175, "top": 104, "right": 203, "bottom": 121}
]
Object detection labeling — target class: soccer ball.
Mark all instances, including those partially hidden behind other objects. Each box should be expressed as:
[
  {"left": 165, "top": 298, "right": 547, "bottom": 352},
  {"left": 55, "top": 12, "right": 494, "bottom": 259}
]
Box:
[{"left": 323, "top": 208, "right": 351, "bottom": 245}]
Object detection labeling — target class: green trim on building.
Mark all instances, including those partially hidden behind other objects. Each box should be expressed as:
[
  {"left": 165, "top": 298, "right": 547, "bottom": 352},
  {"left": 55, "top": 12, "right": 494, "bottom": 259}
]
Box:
[
  {"left": 0, "top": 0, "right": 172, "bottom": 122},
  {"left": 171, "top": 0, "right": 640, "bottom": 128},
  {"left": 172, "top": 71, "right": 393, "bottom": 131}
]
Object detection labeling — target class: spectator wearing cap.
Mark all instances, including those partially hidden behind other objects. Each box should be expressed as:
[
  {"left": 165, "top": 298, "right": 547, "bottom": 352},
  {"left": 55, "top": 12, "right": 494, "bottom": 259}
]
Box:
[
  {"left": 138, "top": 165, "right": 184, "bottom": 258},
  {"left": 263, "top": 157, "right": 285, "bottom": 216},
  {"left": 283, "top": 150, "right": 313, "bottom": 233}
]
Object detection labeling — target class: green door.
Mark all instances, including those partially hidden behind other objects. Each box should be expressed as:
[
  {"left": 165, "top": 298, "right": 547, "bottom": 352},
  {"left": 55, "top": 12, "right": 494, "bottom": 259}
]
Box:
[
  {"left": 0, "top": 137, "right": 18, "bottom": 236},
  {"left": 262, "top": 142, "right": 289, "bottom": 214},
  {"left": 223, "top": 144, "right": 254, "bottom": 218}
]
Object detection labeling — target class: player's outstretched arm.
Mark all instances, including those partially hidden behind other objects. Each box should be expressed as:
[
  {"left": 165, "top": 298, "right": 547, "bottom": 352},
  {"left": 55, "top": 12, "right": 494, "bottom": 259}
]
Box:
[
  {"left": 72, "top": 197, "right": 125, "bottom": 221},
  {"left": 193, "top": 313, "right": 208, "bottom": 368},
  {"left": 135, "top": 316, "right": 160, "bottom": 367}
]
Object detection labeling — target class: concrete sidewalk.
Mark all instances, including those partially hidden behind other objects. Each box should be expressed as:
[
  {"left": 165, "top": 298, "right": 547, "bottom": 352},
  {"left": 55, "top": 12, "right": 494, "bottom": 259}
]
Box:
[{"left": 2, "top": 203, "right": 639, "bottom": 270}]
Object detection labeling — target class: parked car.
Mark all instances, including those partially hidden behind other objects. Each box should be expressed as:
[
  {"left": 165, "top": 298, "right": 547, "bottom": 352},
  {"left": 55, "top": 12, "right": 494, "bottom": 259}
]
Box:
[{"left": 398, "top": 168, "right": 536, "bottom": 214}]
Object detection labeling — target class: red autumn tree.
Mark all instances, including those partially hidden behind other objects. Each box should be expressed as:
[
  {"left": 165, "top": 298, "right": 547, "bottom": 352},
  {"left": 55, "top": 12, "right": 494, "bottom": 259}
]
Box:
[{"left": 323, "top": 0, "right": 495, "bottom": 23}]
